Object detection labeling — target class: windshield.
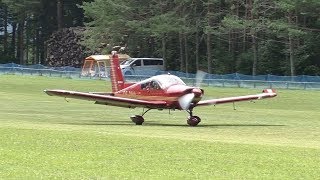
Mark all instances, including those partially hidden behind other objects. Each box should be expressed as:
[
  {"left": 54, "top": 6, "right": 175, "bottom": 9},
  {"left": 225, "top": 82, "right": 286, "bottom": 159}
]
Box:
[{"left": 154, "top": 75, "right": 186, "bottom": 89}]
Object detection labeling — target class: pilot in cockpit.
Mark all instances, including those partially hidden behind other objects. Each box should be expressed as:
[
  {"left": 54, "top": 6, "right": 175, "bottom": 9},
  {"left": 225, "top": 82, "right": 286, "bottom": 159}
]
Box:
[
  {"left": 141, "top": 80, "right": 160, "bottom": 90},
  {"left": 150, "top": 80, "right": 160, "bottom": 90}
]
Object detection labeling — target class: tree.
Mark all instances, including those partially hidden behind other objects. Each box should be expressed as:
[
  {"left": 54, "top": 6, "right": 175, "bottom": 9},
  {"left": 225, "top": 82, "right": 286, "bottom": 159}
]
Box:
[
  {"left": 2, "top": 0, "right": 39, "bottom": 64},
  {"left": 78, "top": 0, "right": 320, "bottom": 76},
  {"left": 1, "top": 0, "right": 319, "bottom": 75}
]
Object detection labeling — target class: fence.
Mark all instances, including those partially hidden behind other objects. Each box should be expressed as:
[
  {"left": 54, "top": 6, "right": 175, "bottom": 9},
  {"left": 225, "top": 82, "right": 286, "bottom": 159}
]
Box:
[{"left": 1, "top": 63, "right": 320, "bottom": 90}]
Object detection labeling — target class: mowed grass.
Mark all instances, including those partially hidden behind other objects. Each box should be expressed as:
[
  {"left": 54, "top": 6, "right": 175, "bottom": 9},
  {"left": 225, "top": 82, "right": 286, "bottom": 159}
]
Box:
[{"left": 0, "top": 75, "right": 320, "bottom": 179}]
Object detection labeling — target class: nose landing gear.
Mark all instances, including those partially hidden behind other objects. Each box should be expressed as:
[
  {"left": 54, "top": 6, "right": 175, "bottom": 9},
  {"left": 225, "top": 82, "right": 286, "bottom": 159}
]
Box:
[
  {"left": 187, "top": 116, "right": 201, "bottom": 126},
  {"left": 186, "top": 108, "right": 201, "bottom": 126}
]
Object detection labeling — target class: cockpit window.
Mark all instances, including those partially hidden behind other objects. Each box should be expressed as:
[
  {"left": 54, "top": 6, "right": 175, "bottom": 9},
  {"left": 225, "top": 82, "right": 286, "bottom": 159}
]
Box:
[
  {"left": 141, "top": 80, "right": 161, "bottom": 90},
  {"left": 155, "top": 75, "right": 186, "bottom": 89},
  {"left": 139, "top": 75, "right": 185, "bottom": 90}
]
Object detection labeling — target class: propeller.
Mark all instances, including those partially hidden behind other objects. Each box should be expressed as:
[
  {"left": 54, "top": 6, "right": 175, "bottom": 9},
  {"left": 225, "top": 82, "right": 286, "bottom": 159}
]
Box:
[
  {"left": 195, "top": 70, "right": 206, "bottom": 87},
  {"left": 178, "top": 70, "right": 207, "bottom": 110},
  {"left": 178, "top": 93, "right": 195, "bottom": 110}
]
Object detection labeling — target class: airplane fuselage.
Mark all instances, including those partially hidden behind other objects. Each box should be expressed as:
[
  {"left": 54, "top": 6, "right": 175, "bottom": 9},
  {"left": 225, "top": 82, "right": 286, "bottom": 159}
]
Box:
[{"left": 114, "top": 75, "right": 203, "bottom": 109}]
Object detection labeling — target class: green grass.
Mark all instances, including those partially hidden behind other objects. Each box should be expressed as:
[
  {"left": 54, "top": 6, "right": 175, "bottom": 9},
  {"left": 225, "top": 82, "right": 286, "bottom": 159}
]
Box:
[{"left": 0, "top": 75, "right": 320, "bottom": 179}]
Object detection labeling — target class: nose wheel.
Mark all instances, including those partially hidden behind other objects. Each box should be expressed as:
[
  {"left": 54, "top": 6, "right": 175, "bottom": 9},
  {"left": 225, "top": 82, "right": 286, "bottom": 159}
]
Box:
[
  {"left": 186, "top": 109, "right": 201, "bottom": 126},
  {"left": 187, "top": 116, "right": 201, "bottom": 126}
]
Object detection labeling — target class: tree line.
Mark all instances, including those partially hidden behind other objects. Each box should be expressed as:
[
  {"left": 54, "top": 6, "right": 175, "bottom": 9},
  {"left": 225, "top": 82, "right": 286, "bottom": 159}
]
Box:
[
  {"left": 0, "top": 0, "right": 87, "bottom": 65},
  {"left": 0, "top": 0, "right": 319, "bottom": 76}
]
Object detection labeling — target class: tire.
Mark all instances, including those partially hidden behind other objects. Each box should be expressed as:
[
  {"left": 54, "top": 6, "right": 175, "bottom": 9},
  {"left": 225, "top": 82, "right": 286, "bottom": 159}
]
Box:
[
  {"left": 130, "top": 115, "right": 144, "bottom": 125},
  {"left": 187, "top": 116, "right": 201, "bottom": 126}
]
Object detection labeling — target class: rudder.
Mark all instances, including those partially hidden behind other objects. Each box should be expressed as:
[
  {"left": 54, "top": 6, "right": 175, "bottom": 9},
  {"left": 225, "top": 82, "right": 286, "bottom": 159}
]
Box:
[{"left": 109, "top": 51, "right": 125, "bottom": 92}]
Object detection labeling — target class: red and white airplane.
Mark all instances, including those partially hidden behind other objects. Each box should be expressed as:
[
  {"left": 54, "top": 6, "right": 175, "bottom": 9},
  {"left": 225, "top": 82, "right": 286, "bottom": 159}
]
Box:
[{"left": 44, "top": 52, "right": 277, "bottom": 126}]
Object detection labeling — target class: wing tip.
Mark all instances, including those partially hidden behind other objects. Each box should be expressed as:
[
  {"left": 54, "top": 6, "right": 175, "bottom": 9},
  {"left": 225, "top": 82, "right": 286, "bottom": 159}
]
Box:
[
  {"left": 262, "top": 89, "right": 276, "bottom": 93},
  {"left": 43, "top": 89, "right": 51, "bottom": 96},
  {"left": 44, "top": 89, "right": 55, "bottom": 96},
  {"left": 262, "top": 89, "right": 277, "bottom": 97}
]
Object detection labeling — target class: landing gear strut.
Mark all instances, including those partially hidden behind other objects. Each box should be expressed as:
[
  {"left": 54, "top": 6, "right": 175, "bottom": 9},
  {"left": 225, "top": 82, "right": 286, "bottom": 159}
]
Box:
[
  {"left": 186, "top": 108, "right": 201, "bottom": 126},
  {"left": 130, "top": 109, "right": 152, "bottom": 125}
]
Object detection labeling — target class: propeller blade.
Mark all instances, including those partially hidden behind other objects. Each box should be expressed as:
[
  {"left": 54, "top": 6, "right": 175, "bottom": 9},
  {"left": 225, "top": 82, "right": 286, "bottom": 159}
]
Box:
[
  {"left": 195, "top": 70, "right": 207, "bottom": 87},
  {"left": 178, "top": 93, "right": 195, "bottom": 110}
]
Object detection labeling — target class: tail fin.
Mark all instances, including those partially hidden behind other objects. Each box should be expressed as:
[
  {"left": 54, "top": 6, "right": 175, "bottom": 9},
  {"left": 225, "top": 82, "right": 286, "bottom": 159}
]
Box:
[{"left": 110, "top": 52, "right": 125, "bottom": 92}]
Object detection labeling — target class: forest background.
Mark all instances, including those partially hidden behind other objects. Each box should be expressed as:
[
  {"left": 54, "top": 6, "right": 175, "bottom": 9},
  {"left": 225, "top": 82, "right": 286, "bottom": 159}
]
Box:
[{"left": 0, "top": 0, "right": 319, "bottom": 76}]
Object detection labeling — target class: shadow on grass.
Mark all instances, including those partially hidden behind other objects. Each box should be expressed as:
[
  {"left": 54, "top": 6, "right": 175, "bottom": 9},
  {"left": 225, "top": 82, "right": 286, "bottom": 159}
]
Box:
[
  {"left": 58, "top": 121, "right": 285, "bottom": 128},
  {"left": 145, "top": 123, "right": 285, "bottom": 127},
  {"left": 146, "top": 123, "right": 285, "bottom": 127}
]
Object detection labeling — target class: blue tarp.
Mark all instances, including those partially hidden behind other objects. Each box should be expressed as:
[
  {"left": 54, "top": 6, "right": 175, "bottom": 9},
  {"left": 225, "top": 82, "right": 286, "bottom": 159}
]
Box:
[{"left": 1, "top": 63, "right": 319, "bottom": 82}]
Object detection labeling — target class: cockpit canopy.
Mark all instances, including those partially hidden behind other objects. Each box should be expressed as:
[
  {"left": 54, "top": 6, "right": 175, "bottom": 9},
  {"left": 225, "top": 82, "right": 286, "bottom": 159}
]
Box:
[{"left": 139, "top": 74, "right": 186, "bottom": 90}]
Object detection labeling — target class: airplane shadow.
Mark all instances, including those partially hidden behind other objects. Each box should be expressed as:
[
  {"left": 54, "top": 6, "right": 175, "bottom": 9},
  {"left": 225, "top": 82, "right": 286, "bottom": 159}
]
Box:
[
  {"left": 146, "top": 123, "right": 285, "bottom": 127},
  {"left": 58, "top": 121, "right": 285, "bottom": 128}
]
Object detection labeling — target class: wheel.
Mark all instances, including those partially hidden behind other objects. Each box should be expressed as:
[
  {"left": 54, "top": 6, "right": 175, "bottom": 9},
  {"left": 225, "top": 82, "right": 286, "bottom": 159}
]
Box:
[
  {"left": 187, "top": 116, "right": 201, "bottom": 126},
  {"left": 130, "top": 115, "right": 144, "bottom": 125}
]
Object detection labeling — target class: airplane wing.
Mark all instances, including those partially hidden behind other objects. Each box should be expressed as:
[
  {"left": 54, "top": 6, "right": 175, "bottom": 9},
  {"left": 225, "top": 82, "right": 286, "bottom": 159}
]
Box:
[
  {"left": 195, "top": 89, "right": 277, "bottom": 107},
  {"left": 44, "top": 89, "right": 167, "bottom": 109}
]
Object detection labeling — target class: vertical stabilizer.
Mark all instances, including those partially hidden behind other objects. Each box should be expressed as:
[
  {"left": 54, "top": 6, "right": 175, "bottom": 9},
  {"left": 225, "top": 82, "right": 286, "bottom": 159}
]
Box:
[{"left": 110, "top": 51, "right": 125, "bottom": 92}]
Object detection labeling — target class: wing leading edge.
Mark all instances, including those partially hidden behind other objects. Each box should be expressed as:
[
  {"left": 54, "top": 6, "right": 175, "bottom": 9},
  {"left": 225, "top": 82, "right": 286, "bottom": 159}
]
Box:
[
  {"left": 195, "top": 89, "right": 277, "bottom": 107},
  {"left": 44, "top": 89, "right": 167, "bottom": 109}
]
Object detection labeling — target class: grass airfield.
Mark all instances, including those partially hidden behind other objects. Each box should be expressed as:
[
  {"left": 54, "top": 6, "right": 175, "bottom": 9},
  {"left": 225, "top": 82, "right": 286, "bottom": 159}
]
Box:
[{"left": 0, "top": 75, "right": 320, "bottom": 179}]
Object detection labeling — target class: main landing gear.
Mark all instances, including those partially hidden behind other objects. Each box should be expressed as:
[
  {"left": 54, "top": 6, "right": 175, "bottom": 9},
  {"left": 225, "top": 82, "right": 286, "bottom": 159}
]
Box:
[
  {"left": 130, "top": 115, "right": 144, "bottom": 125},
  {"left": 130, "top": 108, "right": 201, "bottom": 126},
  {"left": 186, "top": 108, "right": 201, "bottom": 126},
  {"left": 130, "top": 109, "right": 152, "bottom": 125}
]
